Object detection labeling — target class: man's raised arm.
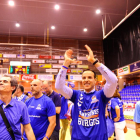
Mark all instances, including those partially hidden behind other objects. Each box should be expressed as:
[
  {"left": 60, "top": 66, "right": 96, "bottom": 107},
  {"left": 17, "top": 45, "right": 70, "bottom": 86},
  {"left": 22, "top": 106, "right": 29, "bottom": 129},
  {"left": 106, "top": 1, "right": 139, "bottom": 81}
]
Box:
[
  {"left": 85, "top": 45, "right": 118, "bottom": 97},
  {"left": 55, "top": 49, "right": 74, "bottom": 99}
]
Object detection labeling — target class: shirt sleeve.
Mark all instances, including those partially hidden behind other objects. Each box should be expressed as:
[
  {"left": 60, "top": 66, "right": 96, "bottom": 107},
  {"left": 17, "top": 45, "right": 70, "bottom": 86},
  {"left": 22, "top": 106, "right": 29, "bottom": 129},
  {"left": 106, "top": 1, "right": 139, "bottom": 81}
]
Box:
[
  {"left": 97, "top": 64, "right": 118, "bottom": 98},
  {"left": 21, "top": 104, "right": 30, "bottom": 125},
  {"left": 133, "top": 101, "right": 140, "bottom": 123},
  {"left": 46, "top": 100, "right": 56, "bottom": 117},
  {"left": 55, "top": 68, "right": 73, "bottom": 99}
]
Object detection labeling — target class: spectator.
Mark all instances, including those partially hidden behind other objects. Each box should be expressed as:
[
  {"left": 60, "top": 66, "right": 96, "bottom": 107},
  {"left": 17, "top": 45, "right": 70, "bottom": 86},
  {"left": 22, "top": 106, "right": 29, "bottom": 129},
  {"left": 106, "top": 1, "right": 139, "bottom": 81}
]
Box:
[
  {"left": 111, "top": 89, "right": 125, "bottom": 140},
  {"left": 42, "top": 81, "right": 61, "bottom": 140},
  {"left": 55, "top": 45, "right": 117, "bottom": 140},
  {"left": 12, "top": 84, "right": 29, "bottom": 103},
  {"left": 0, "top": 75, "right": 35, "bottom": 140},
  {"left": 23, "top": 79, "right": 56, "bottom": 140},
  {"left": 133, "top": 101, "right": 140, "bottom": 137}
]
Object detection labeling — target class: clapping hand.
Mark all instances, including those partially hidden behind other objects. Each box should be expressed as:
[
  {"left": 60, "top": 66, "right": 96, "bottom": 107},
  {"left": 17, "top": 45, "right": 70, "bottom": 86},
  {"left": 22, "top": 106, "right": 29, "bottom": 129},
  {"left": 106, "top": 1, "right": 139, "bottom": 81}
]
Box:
[{"left": 85, "top": 45, "right": 96, "bottom": 63}]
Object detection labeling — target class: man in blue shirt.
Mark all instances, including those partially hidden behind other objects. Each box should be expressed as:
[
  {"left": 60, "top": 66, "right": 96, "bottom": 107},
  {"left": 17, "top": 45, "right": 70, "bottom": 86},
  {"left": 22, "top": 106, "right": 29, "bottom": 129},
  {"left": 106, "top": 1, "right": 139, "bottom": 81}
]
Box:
[
  {"left": 133, "top": 101, "right": 140, "bottom": 137},
  {"left": 23, "top": 79, "right": 56, "bottom": 140},
  {"left": 55, "top": 45, "right": 118, "bottom": 140},
  {"left": 42, "top": 80, "right": 61, "bottom": 140},
  {"left": 13, "top": 84, "right": 29, "bottom": 103},
  {"left": 0, "top": 75, "right": 35, "bottom": 140}
]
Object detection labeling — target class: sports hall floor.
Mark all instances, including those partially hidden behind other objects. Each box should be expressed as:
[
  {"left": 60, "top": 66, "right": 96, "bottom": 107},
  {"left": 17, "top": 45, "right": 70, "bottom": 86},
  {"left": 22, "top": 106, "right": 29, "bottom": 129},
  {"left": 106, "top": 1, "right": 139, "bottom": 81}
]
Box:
[{"left": 62, "top": 121, "right": 140, "bottom": 140}]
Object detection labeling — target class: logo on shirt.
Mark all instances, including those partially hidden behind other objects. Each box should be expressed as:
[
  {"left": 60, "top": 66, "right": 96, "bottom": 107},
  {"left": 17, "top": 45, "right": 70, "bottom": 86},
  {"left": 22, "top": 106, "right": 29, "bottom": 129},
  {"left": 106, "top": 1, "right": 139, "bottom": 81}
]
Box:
[
  {"left": 91, "top": 96, "right": 99, "bottom": 104},
  {"left": 36, "top": 104, "right": 41, "bottom": 110}
]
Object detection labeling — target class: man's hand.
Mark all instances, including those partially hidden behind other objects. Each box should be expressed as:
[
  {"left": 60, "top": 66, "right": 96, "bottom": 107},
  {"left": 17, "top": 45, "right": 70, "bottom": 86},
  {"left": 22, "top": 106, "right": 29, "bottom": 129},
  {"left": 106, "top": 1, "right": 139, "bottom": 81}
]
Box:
[
  {"left": 63, "top": 49, "right": 77, "bottom": 67},
  {"left": 85, "top": 45, "right": 96, "bottom": 63}
]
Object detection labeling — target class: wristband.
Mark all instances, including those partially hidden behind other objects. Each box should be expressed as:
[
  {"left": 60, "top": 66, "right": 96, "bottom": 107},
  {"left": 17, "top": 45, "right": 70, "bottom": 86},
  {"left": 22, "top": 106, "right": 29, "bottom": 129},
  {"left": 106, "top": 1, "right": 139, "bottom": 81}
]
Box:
[
  {"left": 44, "top": 135, "right": 49, "bottom": 140},
  {"left": 93, "top": 59, "right": 98, "bottom": 65},
  {"left": 62, "top": 65, "right": 68, "bottom": 69}
]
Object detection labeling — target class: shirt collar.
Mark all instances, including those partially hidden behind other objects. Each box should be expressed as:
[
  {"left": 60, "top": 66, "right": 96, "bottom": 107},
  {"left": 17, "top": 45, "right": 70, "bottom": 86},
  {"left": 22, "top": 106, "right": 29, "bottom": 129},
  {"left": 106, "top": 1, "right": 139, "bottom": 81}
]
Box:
[
  {"left": 84, "top": 88, "right": 95, "bottom": 94},
  {"left": 0, "top": 98, "right": 15, "bottom": 107}
]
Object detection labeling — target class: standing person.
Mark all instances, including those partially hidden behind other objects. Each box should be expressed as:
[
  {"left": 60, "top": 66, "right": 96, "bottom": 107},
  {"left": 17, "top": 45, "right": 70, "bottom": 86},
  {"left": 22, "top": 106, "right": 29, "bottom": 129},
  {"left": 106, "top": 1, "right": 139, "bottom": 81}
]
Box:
[
  {"left": 60, "top": 96, "right": 69, "bottom": 140},
  {"left": 0, "top": 75, "right": 35, "bottom": 140},
  {"left": 23, "top": 79, "right": 56, "bottom": 140},
  {"left": 111, "top": 90, "right": 125, "bottom": 140},
  {"left": 55, "top": 45, "right": 118, "bottom": 140},
  {"left": 12, "top": 84, "right": 29, "bottom": 103},
  {"left": 133, "top": 101, "right": 140, "bottom": 137},
  {"left": 42, "top": 81, "right": 61, "bottom": 140}
]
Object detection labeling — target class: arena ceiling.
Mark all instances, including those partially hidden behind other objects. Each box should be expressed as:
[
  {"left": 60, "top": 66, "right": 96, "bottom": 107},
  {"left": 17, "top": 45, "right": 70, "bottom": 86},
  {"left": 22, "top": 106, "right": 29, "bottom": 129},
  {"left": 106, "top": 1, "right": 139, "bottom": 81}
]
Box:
[{"left": 0, "top": 0, "right": 140, "bottom": 40}]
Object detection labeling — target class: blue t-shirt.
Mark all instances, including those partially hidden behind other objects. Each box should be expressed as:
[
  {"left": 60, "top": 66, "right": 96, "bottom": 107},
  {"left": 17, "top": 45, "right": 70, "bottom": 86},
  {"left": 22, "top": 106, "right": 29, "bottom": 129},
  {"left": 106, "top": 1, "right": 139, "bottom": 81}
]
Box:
[
  {"left": 70, "top": 89, "right": 110, "bottom": 140},
  {"left": 0, "top": 99, "right": 30, "bottom": 140},
  {"left": 49, "top": 91, "right": 61, "bottom": 130},
  {"left": 23, "top": 94, "right": 56, "bottom": 140},
  {"left": 111, "top": 97, "right": 124, "bottom": 122},
  {"left": 133, "top": 101, "right": 140, "bottom": 123},
  {"left": 60, "top": 97, "right": 68, "bottom": 119}
]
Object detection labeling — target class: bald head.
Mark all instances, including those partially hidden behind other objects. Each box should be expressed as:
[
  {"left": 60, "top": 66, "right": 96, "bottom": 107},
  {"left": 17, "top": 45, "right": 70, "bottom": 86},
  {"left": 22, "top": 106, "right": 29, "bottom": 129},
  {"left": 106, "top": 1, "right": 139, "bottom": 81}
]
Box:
[{"left": 30, "top": 79, "right": 43, "bottom": 98}]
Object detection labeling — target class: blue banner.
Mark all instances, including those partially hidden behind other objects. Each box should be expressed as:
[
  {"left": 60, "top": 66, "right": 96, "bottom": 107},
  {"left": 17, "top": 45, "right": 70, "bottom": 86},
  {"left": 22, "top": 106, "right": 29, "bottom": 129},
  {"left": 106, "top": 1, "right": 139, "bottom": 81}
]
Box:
[{"left": 130, "top": 62, "right": 140, "bottom": 72}]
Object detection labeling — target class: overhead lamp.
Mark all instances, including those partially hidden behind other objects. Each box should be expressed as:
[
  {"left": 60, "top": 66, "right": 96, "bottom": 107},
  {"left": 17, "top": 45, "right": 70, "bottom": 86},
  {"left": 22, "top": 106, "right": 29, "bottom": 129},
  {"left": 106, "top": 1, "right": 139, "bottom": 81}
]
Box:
[
  {"left": 83, "top": 28, "right": 87, "bottom": 32},
  {"left": 119, "top": 76, "right": 122, "bottom": 79},
  {"left": 8, "top": 0, "right": 15, "bottom": 6},
  {"left": 96, "top": 9, "right": 101, "bottom": 14},
  {"left": 51, "top": 26, "right": 55, "bottom": 29},
  {"left": 15, "top": 22, "right": 20, "bottom": 27},
  {"left": 54, "top": 4, "right": 60, "bottom": 10}
]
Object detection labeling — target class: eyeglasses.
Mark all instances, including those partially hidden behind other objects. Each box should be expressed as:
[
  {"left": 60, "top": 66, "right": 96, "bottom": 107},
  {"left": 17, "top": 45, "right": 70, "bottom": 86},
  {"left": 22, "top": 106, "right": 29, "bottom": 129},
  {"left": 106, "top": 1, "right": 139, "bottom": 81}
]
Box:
[{"left": 42, "top": 87, "right": 48, "bottom": 90}]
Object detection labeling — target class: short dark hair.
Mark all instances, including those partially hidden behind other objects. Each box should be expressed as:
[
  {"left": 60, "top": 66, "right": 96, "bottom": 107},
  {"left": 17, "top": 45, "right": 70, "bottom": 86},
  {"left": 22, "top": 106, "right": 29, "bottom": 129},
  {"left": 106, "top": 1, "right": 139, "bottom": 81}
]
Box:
[
  {"left": 82, "top": 69, "right": 96, "bottom": 79},
  {"left": 3, "top": 75, "right": 18, "bottom": 94},
  {"left": 18, "top": 85, "right": 24, "bottom": 93}
]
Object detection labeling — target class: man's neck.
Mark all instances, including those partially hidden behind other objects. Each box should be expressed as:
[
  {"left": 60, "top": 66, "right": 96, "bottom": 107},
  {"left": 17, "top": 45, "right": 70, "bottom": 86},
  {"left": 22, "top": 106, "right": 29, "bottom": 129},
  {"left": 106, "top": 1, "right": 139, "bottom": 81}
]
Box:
[
  {"left": 0, "top": 93, "right": 12, "bottom": 105},
  {"left": 84, "top": 87, "right": 95, "bottom": 93},
  {"left": 34, "top": 91, "right": 43, "bottom": 99},
  {"left": 48, "top": 90, "right": 53, "bottom": 96}
]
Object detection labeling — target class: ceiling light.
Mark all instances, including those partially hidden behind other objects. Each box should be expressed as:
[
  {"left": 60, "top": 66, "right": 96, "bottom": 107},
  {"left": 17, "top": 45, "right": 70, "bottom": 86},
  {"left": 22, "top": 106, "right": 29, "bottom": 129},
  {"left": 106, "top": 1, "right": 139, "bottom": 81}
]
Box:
[
  {"left": 54, "top": 4, "right": 60, "bottom": 10},
  {"left": 8, "top": 0, "right": 15, "bottom": 6},
  {"left": 15, "top": 23, "right": 20, "bottom": 27},
  {"left": 119, "top": 76, "right": 122, "bottom": 79},
  {"left": 51, "top": 26, "right": 55, "bottom": 29},
  {"left": 83, "top": 28, "right": 87, "bottom": 32},
  {"left": 96, "top": 9, "right": 101, "bottom": 14}
]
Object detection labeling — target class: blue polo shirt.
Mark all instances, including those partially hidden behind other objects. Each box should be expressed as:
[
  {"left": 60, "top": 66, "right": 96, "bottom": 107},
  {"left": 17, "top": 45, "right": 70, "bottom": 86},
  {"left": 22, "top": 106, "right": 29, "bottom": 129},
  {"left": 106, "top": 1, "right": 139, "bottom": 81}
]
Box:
[
  {"left": 70, "top": 89, "right": 110, "bottom": 140},
  {"left": 0, "top": 98, "right": 30, "bottom": 140}
]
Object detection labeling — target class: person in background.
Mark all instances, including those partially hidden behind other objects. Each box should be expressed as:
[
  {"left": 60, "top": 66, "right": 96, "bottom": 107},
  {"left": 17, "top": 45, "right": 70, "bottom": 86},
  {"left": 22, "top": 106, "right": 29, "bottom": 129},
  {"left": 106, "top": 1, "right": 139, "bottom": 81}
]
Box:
[
  {"left": 42, "top": 81, "right": 61, "bottom": 140},
  {"left": 55, "top": 45, "right": 117, "bottom": 140},
  {"left": 111, "top": 89, "right": 125, "bottom": 140},
  {"left": 12, "top": 84, "right": 29, "bottom": 103},
  {"left": 0, "top": 75, "right": 35, "bottom": 140},
  {"left": 133, "top": 101, "right": 140, "bottom": 137},
  {"left": 23, "top": 79, "right": 56, "bottom": 140},
  {"left": 60, "top": 82, "right": 75, "bottom": 140}
]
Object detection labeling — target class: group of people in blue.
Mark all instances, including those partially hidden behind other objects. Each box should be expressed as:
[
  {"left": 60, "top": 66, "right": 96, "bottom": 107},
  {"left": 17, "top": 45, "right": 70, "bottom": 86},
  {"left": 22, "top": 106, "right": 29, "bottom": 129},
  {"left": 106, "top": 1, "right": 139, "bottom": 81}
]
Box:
[{"left": 0, "top": 45, "right": 140, "bottom": 140}]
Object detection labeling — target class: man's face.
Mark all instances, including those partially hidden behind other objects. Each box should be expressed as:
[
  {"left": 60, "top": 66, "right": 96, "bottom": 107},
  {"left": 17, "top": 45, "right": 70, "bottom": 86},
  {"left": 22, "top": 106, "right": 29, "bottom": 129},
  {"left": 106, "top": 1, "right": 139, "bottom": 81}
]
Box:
[
  {"left": 30, "top": 80, "right": 42, "bottom": 96},
  {"left": 0, "top": 77, "right": 13, "bottom": 93},
  {"left": 82, "top": 71, "right": 96, "bottom": 92},
  {"left": 42, "top": 82, "right": 51, "bottom": 96}
]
